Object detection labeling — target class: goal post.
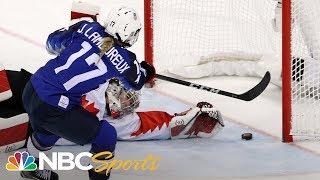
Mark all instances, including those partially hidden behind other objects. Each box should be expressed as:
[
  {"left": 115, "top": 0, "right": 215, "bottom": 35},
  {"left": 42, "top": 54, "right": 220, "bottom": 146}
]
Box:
[
  {"left": 144, "top": 0, "right": 153, "bottom": 66},
  {"left": 282, "top": 0, "right": 293, "bottom": 142}
]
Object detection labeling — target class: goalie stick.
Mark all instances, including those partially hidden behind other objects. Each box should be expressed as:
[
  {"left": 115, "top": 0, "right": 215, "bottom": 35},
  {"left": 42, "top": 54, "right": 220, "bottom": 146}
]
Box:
[{"left": 155, "top": 71, "right": 271, "bottom": 101}]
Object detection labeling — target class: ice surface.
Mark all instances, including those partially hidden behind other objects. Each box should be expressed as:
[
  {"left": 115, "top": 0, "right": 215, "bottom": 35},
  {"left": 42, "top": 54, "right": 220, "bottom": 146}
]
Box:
[
  {"left": 1, "top": 90, "right": 320, "bottom": 180},
  {"left": 1, "top": 0, "right": 320, "bottom": 180}
]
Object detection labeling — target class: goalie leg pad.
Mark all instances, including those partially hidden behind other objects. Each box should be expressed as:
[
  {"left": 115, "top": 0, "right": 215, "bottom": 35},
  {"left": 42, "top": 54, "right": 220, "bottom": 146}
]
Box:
[
  {"left": 71, "top": 1, "right": 100, "bottom": 21},
  {"left": 0, "top": 113, "right": 29, "bottom": 153},
  {"left": 0, "top": 65, "right": 12, "bottom": 102},
  {"left": 170, "top": 102, "right": 224, "bottom": 139}
]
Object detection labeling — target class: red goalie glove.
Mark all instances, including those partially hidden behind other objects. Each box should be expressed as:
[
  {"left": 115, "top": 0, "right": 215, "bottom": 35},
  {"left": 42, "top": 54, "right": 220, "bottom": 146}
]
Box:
[
  {"left": 196, "top": 101, "right": 225, "bottom": 127},
  {"left": 170, "top": 102, "right": 224, "bottom": 139}
]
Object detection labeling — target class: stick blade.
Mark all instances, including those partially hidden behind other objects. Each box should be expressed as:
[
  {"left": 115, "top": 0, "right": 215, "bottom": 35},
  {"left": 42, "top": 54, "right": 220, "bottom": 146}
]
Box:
[{"left": 238, "top": 71, "right": 271, "bottom": 101}]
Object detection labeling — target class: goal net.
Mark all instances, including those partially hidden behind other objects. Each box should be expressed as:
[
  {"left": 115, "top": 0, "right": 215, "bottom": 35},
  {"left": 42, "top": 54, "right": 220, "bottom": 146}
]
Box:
[
  {"left": 145, "top": 0, "right": 281, "bottom": 79},
  {"left": 283, "top": 0, "right": 320, "bottom": 141},
  {"left": 145, "top": 0, "right": 320, "bottom": 142}
]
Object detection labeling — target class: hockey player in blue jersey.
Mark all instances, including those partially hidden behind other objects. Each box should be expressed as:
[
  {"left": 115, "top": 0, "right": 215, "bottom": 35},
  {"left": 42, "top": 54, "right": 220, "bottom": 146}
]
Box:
[{"left": 21, "top": 7, "right": 155, "bottom": 180}]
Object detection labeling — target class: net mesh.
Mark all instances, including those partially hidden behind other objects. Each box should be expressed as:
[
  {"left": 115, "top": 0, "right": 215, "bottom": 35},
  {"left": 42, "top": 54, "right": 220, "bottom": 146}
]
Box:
[
  {"left": 291, "top": 0, "right": 320, "bottom": 136},
  {"left": 152, "top": 0, "right": 281, "bottom": 73},
  {"left": 150, "top": 0, "right": 320, "bottom": 137}
]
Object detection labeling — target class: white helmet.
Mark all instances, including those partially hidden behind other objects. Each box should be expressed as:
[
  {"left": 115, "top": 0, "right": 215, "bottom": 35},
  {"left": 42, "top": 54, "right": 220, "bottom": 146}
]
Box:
[{"left": 105, "top": 7, "right": 142, "bottom": 47}]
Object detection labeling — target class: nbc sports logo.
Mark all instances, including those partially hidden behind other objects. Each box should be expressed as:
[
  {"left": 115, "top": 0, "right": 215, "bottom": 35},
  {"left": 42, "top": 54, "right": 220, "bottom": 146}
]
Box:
[{"left": 6, "top": 151, "right": 37, "bottom": 171}]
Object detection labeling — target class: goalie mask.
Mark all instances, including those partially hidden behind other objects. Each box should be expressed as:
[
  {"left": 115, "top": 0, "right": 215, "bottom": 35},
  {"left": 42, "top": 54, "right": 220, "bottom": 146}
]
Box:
[{"left": 105, "top": 78, "right": 140, "bottom": 118}]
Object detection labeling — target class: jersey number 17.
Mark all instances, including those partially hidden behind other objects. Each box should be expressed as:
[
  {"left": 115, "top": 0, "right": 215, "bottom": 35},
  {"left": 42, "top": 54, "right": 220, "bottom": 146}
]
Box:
[{"left": 54, "top": 41, "right": 108, "bottom": 91}]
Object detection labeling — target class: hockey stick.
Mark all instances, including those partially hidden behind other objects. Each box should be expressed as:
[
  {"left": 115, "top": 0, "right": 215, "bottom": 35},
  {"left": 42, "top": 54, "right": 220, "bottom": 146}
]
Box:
[{"left": 155, "top": 71, "right": 271, "bottom": 101}]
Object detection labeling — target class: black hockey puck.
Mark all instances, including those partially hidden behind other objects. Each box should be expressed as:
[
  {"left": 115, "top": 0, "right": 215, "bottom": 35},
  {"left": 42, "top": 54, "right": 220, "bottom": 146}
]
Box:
[{"left": 241, "top": 133, "right": 252, "bottom": 140}]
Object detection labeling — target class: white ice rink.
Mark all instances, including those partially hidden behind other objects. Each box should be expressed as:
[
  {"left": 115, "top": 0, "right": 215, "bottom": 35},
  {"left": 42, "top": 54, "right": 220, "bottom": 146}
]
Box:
[{"left": 1, "top": 0, "right": 320, "bottom": 180}]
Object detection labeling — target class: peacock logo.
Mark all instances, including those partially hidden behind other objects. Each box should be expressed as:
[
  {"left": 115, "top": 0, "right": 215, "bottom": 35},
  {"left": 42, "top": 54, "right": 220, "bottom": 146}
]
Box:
[{"left": 6, "top": 151, "right": 37, "bottom": 171}]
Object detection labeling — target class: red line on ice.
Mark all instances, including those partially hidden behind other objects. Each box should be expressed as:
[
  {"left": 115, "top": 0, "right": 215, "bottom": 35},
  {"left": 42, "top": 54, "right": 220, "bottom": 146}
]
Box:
[{"left": 0, "top": 26, "right": 44, "bottom": 48}]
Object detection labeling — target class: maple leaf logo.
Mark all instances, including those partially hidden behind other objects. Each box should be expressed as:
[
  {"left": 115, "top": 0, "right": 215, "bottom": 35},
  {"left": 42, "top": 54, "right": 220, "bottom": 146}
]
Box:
[
  {"left": 131, "top": 111, "right": 172, "bottom": 137},
  {"left": 81, "top": 95, "right": 100, "bottom": 116}
]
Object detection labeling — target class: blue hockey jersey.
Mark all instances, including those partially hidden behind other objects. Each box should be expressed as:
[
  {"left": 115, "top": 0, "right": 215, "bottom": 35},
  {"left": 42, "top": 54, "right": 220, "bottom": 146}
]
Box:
[{"left": 31, "top": 21, "right": 147, "bottom": 110}]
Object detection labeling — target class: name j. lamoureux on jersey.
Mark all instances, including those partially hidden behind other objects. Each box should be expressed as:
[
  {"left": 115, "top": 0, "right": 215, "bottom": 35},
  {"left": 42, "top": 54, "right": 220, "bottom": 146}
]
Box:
[{"left": 77, "top": 23, "right": 130, "bottom": 74}]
